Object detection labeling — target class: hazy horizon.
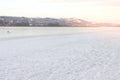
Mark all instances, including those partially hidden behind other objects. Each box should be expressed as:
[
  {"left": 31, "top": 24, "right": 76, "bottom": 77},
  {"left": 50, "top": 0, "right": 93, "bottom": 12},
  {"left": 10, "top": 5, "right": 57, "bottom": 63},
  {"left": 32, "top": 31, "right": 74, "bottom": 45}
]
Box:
[{"left": 0, "top": 0, "right": 120, "bottom": 23}]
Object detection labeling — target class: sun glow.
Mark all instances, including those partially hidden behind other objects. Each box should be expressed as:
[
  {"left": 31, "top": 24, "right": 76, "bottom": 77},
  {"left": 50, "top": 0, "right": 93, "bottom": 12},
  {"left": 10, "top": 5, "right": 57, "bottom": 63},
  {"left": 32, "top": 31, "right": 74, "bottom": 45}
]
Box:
[{"left": 0, "top": 0, "right": 120, "bottom": 23}]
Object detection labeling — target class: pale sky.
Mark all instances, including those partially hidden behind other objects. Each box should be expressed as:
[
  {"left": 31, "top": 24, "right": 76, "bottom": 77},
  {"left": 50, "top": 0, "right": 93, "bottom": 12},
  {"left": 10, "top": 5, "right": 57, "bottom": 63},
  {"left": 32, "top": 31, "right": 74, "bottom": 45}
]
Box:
[{"left": 0, "top": 0, "right": 120, "bottom": 23}]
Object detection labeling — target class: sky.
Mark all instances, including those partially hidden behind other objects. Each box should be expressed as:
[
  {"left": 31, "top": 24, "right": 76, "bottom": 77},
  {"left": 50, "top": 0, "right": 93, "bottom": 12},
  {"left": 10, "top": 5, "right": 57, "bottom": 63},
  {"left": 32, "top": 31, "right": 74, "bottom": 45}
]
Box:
[{"left": 0, "top": 0, "right": 120, "bottom": 23}]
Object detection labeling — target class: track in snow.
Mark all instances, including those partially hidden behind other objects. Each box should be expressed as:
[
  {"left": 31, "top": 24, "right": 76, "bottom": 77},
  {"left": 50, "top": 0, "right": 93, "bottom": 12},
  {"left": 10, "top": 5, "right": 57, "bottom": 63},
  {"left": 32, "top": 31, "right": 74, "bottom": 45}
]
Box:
[{"left": 0, "top": 28, "right": 120, "bottom": 80}]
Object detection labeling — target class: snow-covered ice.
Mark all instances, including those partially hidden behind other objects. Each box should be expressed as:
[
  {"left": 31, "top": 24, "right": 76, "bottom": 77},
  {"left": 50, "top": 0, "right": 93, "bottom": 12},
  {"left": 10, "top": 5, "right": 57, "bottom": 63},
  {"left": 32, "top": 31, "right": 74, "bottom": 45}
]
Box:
[{"left": 0, "top": 27, "right": 120, "bottom": 80}]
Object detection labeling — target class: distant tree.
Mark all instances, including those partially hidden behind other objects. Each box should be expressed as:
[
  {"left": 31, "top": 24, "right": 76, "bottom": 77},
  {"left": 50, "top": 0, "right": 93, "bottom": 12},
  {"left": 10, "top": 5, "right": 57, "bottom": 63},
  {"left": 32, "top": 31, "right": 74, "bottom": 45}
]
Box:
[
  {"left": 0, "top": 20, "right": 4, "bottom": 26},
  {"left": 47, "top": 22, "right": 60, "bottom": 26}
]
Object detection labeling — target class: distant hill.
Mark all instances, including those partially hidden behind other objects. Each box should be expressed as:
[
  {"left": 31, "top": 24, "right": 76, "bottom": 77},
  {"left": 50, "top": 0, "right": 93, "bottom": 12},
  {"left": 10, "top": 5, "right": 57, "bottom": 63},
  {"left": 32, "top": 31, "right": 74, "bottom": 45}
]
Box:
[{"left": 0, "top": 16, "right": 119, "bottom": 27}]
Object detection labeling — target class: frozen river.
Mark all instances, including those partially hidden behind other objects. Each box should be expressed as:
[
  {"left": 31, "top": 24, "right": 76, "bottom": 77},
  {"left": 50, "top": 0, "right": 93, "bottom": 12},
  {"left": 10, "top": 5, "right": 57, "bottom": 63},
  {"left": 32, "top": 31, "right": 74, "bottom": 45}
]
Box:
[
  {"left": 0, "top": 27, "right": 120, "bottom": 80},
  {"left": 1, "top": 26, "right": 120, "bottom": 39}
]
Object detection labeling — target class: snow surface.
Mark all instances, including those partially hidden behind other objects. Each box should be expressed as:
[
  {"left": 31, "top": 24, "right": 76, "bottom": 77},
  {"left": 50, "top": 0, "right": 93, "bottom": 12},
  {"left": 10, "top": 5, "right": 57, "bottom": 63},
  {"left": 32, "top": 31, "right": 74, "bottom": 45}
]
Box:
[{"left": 0, "top": 27, "right": 120, "bottom": 80}]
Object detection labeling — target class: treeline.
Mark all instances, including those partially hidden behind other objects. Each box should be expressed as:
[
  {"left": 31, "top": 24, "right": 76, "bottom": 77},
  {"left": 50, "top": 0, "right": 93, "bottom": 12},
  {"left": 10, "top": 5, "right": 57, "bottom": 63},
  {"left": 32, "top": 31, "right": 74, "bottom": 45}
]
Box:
[
  {"left": 0, "top": 16, "right": 120, "bottom": 27},
  {"left": 0, "top": 16, "right": 93, "bottom": 27}
]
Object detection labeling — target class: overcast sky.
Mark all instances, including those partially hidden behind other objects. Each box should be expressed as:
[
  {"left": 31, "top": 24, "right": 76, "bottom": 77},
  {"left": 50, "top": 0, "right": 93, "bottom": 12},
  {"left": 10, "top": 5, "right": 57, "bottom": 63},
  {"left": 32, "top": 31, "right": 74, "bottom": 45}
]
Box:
[{"left": 0, "top": 0, "right": 120, "bottom": 23}]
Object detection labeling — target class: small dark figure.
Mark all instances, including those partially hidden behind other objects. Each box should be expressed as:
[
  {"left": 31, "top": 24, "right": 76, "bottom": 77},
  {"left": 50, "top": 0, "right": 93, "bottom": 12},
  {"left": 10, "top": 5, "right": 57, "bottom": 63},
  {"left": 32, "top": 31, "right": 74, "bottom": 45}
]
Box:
[{"left": 7, "top": 30, "right": 11, "bottom": 34}]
